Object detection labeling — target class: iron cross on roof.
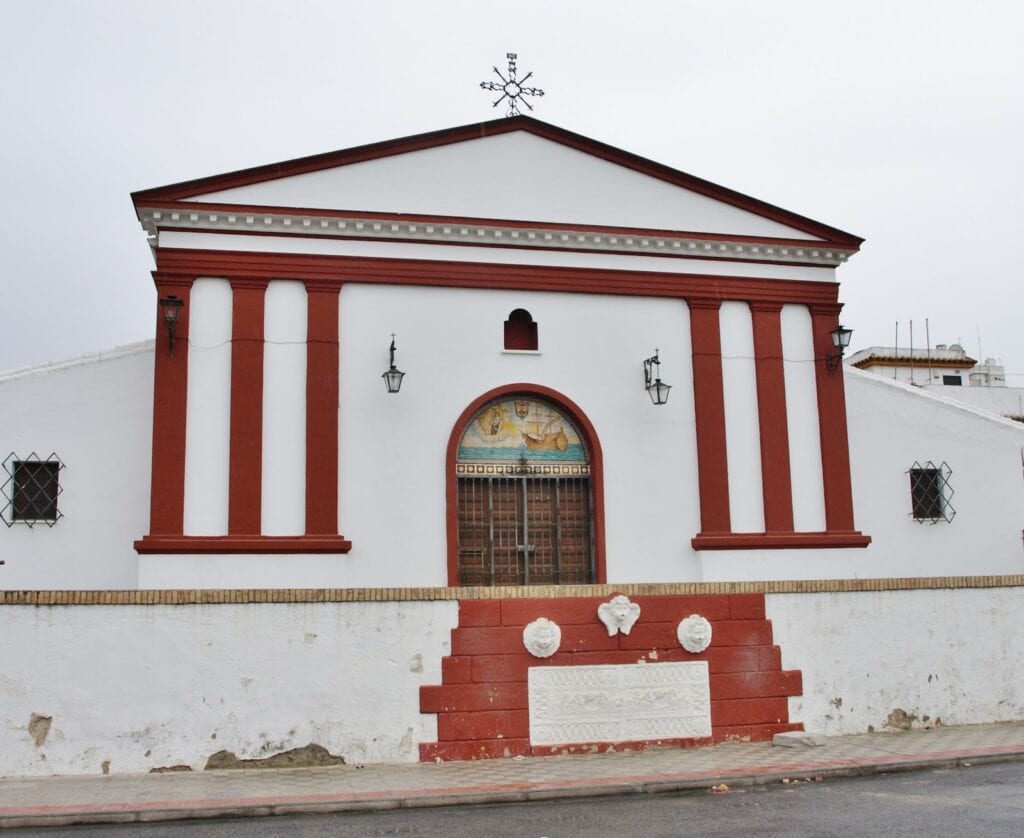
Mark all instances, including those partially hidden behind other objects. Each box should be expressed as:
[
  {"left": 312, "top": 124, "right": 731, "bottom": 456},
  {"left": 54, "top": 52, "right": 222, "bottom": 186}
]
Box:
[{"left": 479, "top": 52, "right": 545, "bottom": 117}]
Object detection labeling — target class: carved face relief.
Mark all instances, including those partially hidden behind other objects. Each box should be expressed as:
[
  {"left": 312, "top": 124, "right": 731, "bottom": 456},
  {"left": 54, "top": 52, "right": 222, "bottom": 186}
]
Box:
[
  {"left": 677, "top": 614, "right": 713, "bottom": 653},
  {"left": 523, "top": 617, "right": 562, "bottom": 658},
  {"left": 597, "top": 595, "right": 641, "bottom": 636}
]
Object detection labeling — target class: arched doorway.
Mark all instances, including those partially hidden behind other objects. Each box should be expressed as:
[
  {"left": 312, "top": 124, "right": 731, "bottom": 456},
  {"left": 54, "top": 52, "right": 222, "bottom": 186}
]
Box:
[{"left": 447, "top": 386, "right": 604, "bottom": 586}]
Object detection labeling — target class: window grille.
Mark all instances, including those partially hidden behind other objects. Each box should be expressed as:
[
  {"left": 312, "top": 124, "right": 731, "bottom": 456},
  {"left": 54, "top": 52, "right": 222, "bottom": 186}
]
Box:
[
  {"left": 457, "top": 474, "right": 594, "bottom": 586},
  {"left": 2, "top": 453, "right": 65, "bottom": 527},
  {"left": 908, "top": 460, "right": 954, "bottom": 524}
]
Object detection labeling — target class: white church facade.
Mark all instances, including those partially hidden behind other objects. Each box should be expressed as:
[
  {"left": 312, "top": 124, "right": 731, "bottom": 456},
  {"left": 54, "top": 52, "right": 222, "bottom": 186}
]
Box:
[{"left": 3, "top": 117, "right": 1024, "bottom": 774}]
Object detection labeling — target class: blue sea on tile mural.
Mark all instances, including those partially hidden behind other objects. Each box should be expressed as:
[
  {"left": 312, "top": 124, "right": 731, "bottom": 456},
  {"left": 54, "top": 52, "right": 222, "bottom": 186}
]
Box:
[{"left": 457, "top": 444, "right": 587, "bottom": 462}]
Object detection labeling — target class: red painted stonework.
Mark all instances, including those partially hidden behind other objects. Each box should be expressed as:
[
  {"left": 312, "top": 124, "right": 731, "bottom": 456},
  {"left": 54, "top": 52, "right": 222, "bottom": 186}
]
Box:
[{"left": 419, "top": 593, "right": 803, "bottom": 761}]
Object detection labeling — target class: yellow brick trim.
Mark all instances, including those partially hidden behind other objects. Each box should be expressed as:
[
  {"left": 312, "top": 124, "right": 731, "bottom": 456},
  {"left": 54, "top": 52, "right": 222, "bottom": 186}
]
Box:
[{"left": 3, "top": 575, "right": 1024, "bottom": 605}]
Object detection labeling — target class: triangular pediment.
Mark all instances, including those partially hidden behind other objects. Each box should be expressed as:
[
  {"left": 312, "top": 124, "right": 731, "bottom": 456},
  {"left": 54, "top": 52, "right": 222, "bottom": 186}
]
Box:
[{"left": 134, "top": 118, "right": 860, "bottom": 245}]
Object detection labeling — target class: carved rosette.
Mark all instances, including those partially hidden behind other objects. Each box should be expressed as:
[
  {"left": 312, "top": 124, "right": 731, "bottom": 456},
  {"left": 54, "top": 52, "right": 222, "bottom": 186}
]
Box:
[
  {"left": 523, "top": 617, "right": 562, "bottom": 658},
  {"left": 597, "top": 594, "right": 641, "bottom": 636},
  {"left": 677, "top": 614, "right": 713, "bottom": 653}
]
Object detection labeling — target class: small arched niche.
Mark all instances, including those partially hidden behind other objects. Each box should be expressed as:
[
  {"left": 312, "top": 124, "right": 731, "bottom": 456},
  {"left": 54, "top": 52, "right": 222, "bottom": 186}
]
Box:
[{"left": 504, "top": 308, "right": 538, "bottom": 351}]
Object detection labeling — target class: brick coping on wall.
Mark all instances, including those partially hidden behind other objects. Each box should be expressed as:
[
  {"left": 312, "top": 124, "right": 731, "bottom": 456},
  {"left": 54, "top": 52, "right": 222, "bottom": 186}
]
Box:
[{"left": 2, "top": 575, "right": 1023, "bottom": 605}]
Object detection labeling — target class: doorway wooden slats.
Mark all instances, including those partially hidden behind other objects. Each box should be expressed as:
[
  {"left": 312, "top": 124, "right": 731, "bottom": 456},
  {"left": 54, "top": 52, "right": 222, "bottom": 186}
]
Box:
[{"left": 457, "top": 476, "right": 594, "bottom": 586}]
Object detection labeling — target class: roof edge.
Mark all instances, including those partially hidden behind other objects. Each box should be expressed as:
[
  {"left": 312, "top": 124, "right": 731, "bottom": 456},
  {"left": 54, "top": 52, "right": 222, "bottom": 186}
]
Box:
[
  {"left": 132, "top": 116, "right": 863, "bottom": 247},
  {"left": 0, "top": 340, "right": 155, "bottom": 383},
  {"left": 846, "top": 366, "right": 1024, "bottom": 432}
]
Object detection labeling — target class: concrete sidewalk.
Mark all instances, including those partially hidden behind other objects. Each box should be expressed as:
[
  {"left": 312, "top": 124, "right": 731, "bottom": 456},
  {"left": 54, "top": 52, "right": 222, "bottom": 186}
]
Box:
[{"left": 3, "top": 722, "right": 1024, "bottom": 829}]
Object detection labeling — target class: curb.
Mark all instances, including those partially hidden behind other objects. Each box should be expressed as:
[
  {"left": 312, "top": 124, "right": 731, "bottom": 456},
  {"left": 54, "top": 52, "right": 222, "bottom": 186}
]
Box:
[{"left": 3, "top": 749, "right": 1024, "bottom": 829}]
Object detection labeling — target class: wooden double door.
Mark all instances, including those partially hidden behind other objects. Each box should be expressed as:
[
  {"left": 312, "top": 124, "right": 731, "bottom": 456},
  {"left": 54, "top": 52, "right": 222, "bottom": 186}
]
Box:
[{"left": 457, "top": 475, "right": 594, "bottom": 586}]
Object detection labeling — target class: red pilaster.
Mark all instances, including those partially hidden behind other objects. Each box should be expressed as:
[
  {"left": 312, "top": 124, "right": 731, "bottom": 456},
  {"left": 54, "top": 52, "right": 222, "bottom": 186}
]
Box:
[
  {"left": 228, "top": 278, "right": 267, "bottom": 535},
  {"left": 810, "top": 304, "right": 857, "bottom": 532},
  {"left": 305, "top": 281, "right": 341, "bottom": 534},
  {"left": 689, "top": 298, "right": 731, "bottom": 535},
  {"left": 750, "top": 302, "right": 794, "bottom": 532},
  {"left": 146, "top": 273, "right": 192, "bottom": 536}
]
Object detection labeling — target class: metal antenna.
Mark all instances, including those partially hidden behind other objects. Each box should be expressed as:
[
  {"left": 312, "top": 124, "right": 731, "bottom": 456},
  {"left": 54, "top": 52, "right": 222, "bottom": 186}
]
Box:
[{"left": 479, "top": 52, "right": 545, "bottom": 117}]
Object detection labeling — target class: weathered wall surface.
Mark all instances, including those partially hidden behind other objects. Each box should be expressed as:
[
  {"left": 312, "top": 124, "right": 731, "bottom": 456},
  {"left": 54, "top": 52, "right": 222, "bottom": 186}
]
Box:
[
  {"left": 5, "top": 582, "right": 1024, "bottom": 778},
  {"left": 767, "top": 587, "right": 1024, "bottom": 735},
  {"left": 0, "top": 601, "right": 457, "bottom": 777}
]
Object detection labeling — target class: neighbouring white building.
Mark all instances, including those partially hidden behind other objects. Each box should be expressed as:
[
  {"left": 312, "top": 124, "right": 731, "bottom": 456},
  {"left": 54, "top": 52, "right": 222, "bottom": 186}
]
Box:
[
  {"left": 3, "top": 117, "right": 1024, "bottom": 776},
  {"left": 849, "top": 344, "right": 1024, "bottom": 420}
]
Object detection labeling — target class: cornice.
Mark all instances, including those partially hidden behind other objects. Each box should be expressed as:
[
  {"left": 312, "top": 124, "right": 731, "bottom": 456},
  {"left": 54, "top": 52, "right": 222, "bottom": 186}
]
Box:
[
  {"left": 153, "top": 247, "right": 844, "bottom": 306},
  {"left": 851, "top": 357, "right": 974, "bottom": 370},
  {"left": 137, "top": 205, "right": 854, "bottom": 269}
]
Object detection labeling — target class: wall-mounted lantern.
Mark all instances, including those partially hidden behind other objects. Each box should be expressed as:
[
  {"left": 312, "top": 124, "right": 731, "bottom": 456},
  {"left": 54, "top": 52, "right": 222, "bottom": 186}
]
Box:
[
  {"left": 159, "top": 296, "right": 184, "bottom": 356},
  {"left": 643, "top": 349, "right": 671, "bottom": 405},
  {"left": 827, "top": 325, "right": 854, "bottom": 372},
  {"left": 382, "top": 334, "right": 406, "bottom": 394}
]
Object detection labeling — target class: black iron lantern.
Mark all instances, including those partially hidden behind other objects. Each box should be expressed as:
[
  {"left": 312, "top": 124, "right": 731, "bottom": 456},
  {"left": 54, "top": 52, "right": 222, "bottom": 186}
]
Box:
[
  {"left": 382, "top": 335, "right": 405, "bottom": 394},
  {"left": 158, "top": 296, "right": 184, "bottom": 356},
  {"left": 643, "top": 349, "right": 671, "bottom": 405},
  {"left": 827, "top": 324, "right": 853, "bottom": 372}
]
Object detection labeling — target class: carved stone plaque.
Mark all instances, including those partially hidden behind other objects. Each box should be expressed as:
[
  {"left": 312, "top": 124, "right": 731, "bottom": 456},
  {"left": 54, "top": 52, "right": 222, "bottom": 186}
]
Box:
[{"left": 527, "top": 662, "right": 711, "bottom": 746}]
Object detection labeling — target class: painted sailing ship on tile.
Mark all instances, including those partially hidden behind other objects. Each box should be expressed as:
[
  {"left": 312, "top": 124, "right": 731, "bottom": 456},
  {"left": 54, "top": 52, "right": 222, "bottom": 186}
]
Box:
[{"left": 456, "top": 398, "right": 588, "bottom": 475}]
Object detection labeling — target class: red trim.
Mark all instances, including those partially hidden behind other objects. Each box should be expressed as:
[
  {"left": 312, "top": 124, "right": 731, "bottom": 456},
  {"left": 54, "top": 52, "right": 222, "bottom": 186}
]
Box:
[
  {"left": 750, "top": 303, "right": 794, "bottom": 532},
  {"left": 227, "top": 279, "right": 266, "bottom": 535},
  {"left": 810, "top": 305, "right": 858, "bottom": 532},
  {"left": 692, "top": 532, "right": 871, "bottom": 550},
  {"left": 133, "top": 535, "right": 352, "bottom": 554},
  {"left": 155, "top": 248, "right": 844, "bottom": 306},
  {"left": 139, "top": 199, "right": 854, "bottom": 253},
  {"left": 133, "top": 117, "right": 862, "bottom": 246},
  {"left": 419, "top": 593, "right": 803, "bottom": 761},
  {"left": 689, "top": 299, "right": 731, "bottom": 534},
  {"left": 146, "top": 274, "right": 192, "bottom": 536},
  {"left": 305, "top": 282, "right": 341, "bottom": 534},
  {"left": 852, "top": 357, "right": 975, "bottom": 369},
  {"left": 444, "top": 384, "right": 606, "bottom": 586}
]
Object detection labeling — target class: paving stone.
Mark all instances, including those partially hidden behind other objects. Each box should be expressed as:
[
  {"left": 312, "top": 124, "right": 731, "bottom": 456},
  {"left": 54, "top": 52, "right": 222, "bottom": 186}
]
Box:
[
  {"left": 773, "top": 731, "right": 827, "bottom": 747},
  {"left": 2, "top": 722, "right": 1024, "bottom": 829}
]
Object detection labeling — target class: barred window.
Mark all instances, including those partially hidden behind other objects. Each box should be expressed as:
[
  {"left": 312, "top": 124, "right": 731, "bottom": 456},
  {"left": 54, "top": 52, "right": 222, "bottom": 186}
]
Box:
[
  {"left": 908, "top": 461, "right": 954, "bottom": 523},
  {"left": 2, "top": 453, "right": 64, "bottom": 527}
]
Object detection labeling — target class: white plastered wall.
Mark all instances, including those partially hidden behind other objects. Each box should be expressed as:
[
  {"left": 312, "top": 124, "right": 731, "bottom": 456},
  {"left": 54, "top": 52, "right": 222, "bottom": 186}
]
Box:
[
  {"left": 0, "top": 344, "right": 153, "bottom": 590},
  {"left": 338, "top": 283, "right": 703, "bottom": 587},
  {"left": 780, "top": 304, "right": 826, "bottom": 531},
  {"left": 183, "top": 278, "right": 232, "bottom": 536},
  {"left": 702, "top": 369, "right": 1024, "bottom": 580},
  {"left": 139, "top": 282, "right": 708, "bottom": 588},
  {"left": 720, "top": 301, "right": 764, "bottom": 532},
  {"left": 193, "top": 132, "right": 819, "bottom": 240},
  {"left": 262, "top": 280, "right": 308, "bottom": 535},
  {"left": 9, "top": 280, "right": 1022, "bottom": 591},
  {"left": 768, "top": 587, "right": 1024, "bottom": 735},
  {"left": 0, "top": 600, "right": 457, "bottom": 776},
  {"left": 846, "top": 372, "right": 1024, "bottom": 576}
]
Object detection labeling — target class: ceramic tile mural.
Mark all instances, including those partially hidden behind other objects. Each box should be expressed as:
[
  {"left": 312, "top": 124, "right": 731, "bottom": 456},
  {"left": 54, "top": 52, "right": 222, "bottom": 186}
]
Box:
[{"left": 456, "top": 399, "right": 590, "bottom": 475}]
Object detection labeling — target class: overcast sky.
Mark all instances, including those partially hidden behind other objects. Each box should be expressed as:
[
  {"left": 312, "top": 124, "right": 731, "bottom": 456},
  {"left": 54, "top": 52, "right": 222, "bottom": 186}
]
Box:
[{"left": 2, "top": 1, "right": 1022, "bottom": 380}]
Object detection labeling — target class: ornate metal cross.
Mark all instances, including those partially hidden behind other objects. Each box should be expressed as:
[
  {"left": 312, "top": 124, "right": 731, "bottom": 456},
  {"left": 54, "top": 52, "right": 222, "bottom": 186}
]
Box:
[{"left": 479, "top": 53, "right": 544, "bottom": 117}]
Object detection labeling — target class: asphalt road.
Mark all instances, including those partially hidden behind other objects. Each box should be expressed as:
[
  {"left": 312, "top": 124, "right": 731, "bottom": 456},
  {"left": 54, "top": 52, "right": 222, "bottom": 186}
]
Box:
[{"left": 13, "top": 760, "right": 1024, "bottom": 837}]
